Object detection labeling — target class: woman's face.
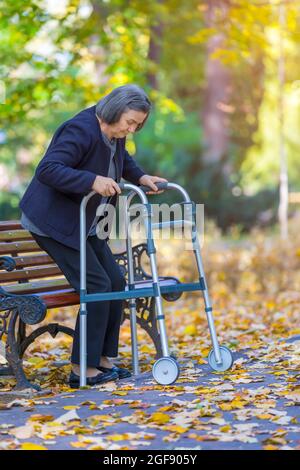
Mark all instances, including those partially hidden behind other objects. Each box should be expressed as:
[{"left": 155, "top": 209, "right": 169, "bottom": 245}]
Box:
[{"left": 110, "top": 109, "right": 148, "bottom": 138}]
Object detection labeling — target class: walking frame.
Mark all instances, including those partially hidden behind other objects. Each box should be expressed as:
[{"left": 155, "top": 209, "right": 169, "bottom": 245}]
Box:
[{"left": 79, "top": 182, "right": 233, "bottom": 387}]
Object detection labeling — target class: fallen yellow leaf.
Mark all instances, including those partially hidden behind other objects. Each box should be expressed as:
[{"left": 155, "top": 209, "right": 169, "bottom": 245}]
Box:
[
  {"left": 28, "top": 415, "right": 54, "bottom": 423},
  {"left": 150, "top": 412, "right": 170, "bottom": 424},
  {"left": 220, "top": 425, "right": 231, "bottom": 432},
  {"left": 21, "top": 443, "right": 48, "bottom": 450},
  {"left": 162, "top": 425, "right": 187, "bottom": 434},
  {"left": 62, "top": 406, "right": 80, "bottom": 410},
  {"left": 183, "top": 325, "right": 197, "bottom": 336},
  {"left": 70, "top": 442, "right": 87, "bottom": 448},
  {"left": 256, "top": 414, "right": 274, "bottom": 420}
]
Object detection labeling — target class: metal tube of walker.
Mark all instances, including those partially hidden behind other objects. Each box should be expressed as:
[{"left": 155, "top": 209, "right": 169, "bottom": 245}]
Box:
[
  {"left": 79, "top": 190, "right": 96, "bottom": 387},
  {"left": 164, "top": 184, "right": 222, "bottom": 364},
  {"left": 79, "top": 186, "right": 148, "bottom": 386},
  {"left": 125, "top": 192, "right": 140, "bottom": 375},
  {"left": 124, "top": 182, "right": 172, "bottom": 358},
  {"left": 119, "top": 183, "right": 170, "bottom": 358},
  {"left": 136, "top": 182, "right": 223, "bottom": 365},
  {"left": 191, "top": 223, "right": 222, "bottom": 364}
]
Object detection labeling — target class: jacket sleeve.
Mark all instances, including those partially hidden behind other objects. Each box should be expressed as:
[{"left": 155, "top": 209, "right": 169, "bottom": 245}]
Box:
[
  {"left": 122, "top": 149, "right": 146, "bottom": 185},
  {"left": 35, "top": 123, "right": 97, "bottom": 194}
]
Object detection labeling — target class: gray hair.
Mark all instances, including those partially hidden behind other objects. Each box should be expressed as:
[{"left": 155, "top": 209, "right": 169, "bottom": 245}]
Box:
[{"left": 95, "top": 84, "right": 151, "bottom": 132}]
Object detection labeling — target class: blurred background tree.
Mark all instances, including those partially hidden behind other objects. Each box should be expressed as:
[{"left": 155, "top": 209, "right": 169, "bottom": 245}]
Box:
[{"left": 0, "top": 0, "right": 299, "bottom": 232}]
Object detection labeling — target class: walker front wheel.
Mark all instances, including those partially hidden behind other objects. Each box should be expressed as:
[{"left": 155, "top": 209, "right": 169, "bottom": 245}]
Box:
[
  {"left": 152, "top": 357, "right": 180, "bottom": 385},
  {"left": 208, "top": 346, "right": 233, "bottom": 372}
]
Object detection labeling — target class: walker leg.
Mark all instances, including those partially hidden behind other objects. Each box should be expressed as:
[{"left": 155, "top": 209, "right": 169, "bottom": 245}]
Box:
[
  {"left": 148, "top": 251, "right": 181, "bottom": 385},
  {"left": 191, "top": 226, "right": 223, "bottom": 365},
  {"left": 79, "top": 307, "right": 87, "bottom": 387},
  {"left": 143, "top": 204, "right": 170, "bottom": 358},
  {"left": 148, "top": 252, "right": 170, "bottom": 357},
  {"left": 125, "top": 207, "right": 140, "bottom": 375},
  {"left": 129, "top": 299, "right": 140, "bottom": 375}
]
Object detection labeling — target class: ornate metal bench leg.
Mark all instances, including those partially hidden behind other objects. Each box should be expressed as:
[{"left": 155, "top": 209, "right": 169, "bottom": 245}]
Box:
[
  {"left": 0, "top": 366, "right": 13, "bottom": 376},
  {"left": 1, "top": 287, "right": 47, "bottom": 389},
  {"left": 17, "top": 318, "right": 27, "bottom": 349},
  {"left": 0, "top": 294, "right": 13, "bottom": 376},
  {"left": 19, "top": 324, "right": 74, "bottom": 358},
  {"left": 6, "top": 310, "right": 41, "bottom": 391}
]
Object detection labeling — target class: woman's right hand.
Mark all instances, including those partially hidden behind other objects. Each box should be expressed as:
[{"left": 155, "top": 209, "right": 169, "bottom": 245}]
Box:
[{"left": 92, "top": 175, "right": 121, "bottom": 197}]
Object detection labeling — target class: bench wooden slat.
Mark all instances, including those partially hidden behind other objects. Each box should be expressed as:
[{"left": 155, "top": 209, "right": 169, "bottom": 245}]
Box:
[
  {"left": 0, "top": 229, "right": 33, "bottom": 242},
  {"left": 0, "top": 221, "right": 22, "bottom": 231},
  {"left": 5, "top": 278, "right": 70, "bottom": 294},
  {"left": 0, "top": 265, "right": 62, "bottom": 283},
  {"left": 12, "top": 254, "right": 54, "bottom": 269},
  {"left": 4, "top": 277, "right": 178, "bottom": 297},
  {"left": 11, "top": 288, "right": 79, "bottom": 309},
  {"left": 0, "top": 240, "right": 42, "bottom": 255},
  {"left": 39, "top": 289, "right": 79, "bottom": 308}
]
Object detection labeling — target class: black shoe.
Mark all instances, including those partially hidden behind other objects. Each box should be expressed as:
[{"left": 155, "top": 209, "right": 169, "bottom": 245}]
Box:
[
  {"left": 97, "top": 365, "right": 132, "bottom": 379},
  {"left": 69, "top": 369, "right": 118, "bottom": 389}
]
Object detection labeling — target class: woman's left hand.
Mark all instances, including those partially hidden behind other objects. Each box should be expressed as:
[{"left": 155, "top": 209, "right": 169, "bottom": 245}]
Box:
[{"left": 138, "top": 174, "right": 168, "bottom": 194}]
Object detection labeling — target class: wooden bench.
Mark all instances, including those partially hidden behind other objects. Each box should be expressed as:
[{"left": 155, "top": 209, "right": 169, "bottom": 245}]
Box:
[{"left": 0, "top": 221, "right": 182, "bottom": 391}]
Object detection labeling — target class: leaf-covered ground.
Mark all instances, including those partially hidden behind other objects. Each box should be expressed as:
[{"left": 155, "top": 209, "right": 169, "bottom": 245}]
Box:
[{"left": 0, "top": 225, "right": 300, "bottom": 450}]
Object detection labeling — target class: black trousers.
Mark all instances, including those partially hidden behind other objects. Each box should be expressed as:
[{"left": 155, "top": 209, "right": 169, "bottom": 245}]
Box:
[{"left": 31, "top": 233, "right": 126, "bottom": 367}]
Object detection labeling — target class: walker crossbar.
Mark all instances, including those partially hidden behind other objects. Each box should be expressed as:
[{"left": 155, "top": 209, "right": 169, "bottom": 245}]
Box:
[{"left": 80, "top": 280, "right": 205, "bottom": 303}]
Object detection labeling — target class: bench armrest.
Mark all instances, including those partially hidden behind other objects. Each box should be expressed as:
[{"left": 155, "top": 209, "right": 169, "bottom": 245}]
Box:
[{"left": 0, "top": 256, "right": 16, "bottom": 272}]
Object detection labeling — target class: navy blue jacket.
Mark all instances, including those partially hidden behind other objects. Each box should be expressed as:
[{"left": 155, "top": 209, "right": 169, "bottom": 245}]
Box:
[{"left": 19, "top": 105, "right": 146, "bottom": 250}]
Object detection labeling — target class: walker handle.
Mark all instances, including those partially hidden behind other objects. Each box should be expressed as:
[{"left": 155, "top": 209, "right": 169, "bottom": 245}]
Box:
[{"left": 119, "top": 182, "right": 169, "bottom": 193}]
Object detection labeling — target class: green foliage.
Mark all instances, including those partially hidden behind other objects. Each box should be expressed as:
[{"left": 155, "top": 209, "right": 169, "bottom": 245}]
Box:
[
  {"left": 133, "top": 109, "right": 200, "bottom": 185},
  {"left": 196, "top": 163, "right": 279, "bottom": 232},
  {"left": 0, "top": 191, "right": 20, "bottom": 220},
  {"left": 0, "top": 0, "right": 300, "bottom": 230}
]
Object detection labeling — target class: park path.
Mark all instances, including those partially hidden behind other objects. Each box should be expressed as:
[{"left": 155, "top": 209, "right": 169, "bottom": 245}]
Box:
[{"left": 0, "top": 338, "right": 299, "bottom": 451}]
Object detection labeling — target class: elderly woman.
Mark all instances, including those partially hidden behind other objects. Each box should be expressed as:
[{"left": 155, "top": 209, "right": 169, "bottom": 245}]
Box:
[{"left": 19, "top": 84, "right": 167, "bottom": 388}]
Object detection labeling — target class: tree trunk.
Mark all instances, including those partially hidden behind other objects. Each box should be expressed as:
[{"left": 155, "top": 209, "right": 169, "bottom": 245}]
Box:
[
  {"left": 147, "top": 2, "right": 163, "bottom": 90},
  {"left": 202, "top": 0, "right": 231, "bottom": 176}
]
